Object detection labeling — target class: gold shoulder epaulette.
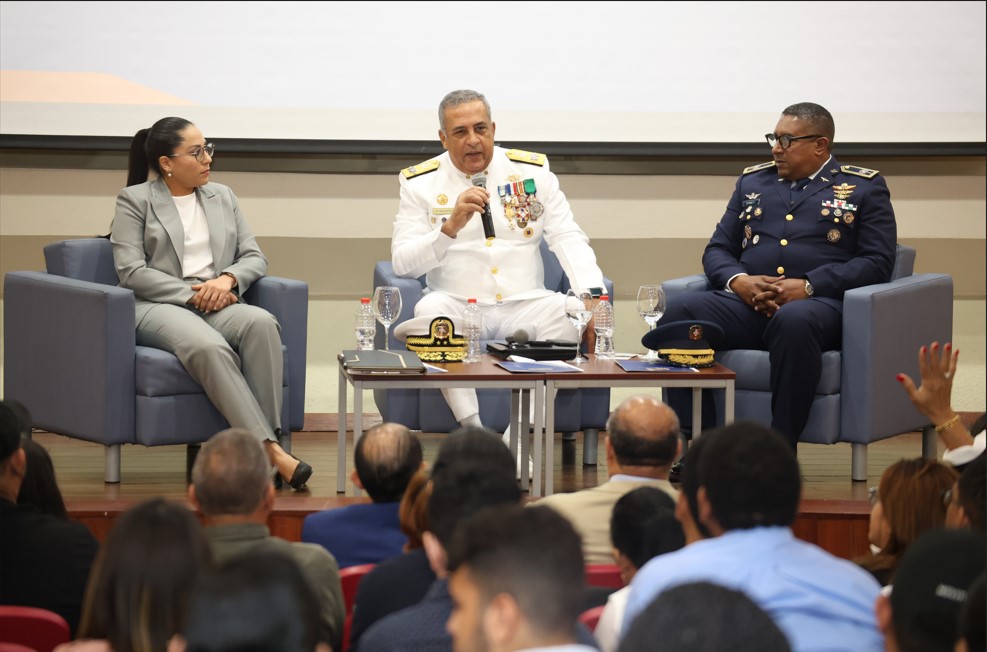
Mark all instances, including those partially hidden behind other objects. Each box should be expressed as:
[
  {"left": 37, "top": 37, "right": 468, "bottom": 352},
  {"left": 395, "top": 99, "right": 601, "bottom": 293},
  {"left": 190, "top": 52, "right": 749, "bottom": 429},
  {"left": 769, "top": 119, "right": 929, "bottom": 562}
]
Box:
[
  {"left": 401, "top": 159, "right": 440, "bottom": 179},
  {"left": 840, "top": 165, "right": 879, "bottom": 179},
  {"left": 743, "top": 161, "right": 777, "bottom": 175},
  {"left": 505, "top": 149, "right": 547, "bottom": 166}
]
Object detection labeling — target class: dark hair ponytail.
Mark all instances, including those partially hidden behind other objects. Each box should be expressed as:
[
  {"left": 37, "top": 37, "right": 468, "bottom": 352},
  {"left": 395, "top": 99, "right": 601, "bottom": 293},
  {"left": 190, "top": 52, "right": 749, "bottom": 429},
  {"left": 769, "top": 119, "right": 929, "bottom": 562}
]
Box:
[{"left": 125, "top": 117, "right": 193, "bottom": 187}]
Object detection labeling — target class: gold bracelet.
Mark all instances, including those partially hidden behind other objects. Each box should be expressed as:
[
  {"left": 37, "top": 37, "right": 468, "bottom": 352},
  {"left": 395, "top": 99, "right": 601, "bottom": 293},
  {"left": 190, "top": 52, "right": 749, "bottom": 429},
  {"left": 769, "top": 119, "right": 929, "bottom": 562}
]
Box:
[{"left": 935, "top": 414, "right": 961, "bottom": 433}]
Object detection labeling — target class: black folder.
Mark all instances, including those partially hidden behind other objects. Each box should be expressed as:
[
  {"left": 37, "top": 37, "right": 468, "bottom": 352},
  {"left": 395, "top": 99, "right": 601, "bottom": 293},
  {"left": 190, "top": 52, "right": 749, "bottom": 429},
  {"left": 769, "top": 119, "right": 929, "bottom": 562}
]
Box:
[{"left": 341, "top": 350, "right": 426, "bottom": 373}]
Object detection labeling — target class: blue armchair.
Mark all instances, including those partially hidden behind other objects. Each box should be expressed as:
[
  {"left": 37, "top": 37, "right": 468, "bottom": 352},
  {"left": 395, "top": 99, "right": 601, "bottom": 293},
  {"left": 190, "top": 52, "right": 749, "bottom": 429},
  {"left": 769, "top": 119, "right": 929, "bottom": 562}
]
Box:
[
  {"left": 372, "top": 240, "right": 613, "bottom": 463},
  {"left": 3, "top": 238, "right": 308, "bottom": 482},
  {"left": 662, "top": 245, "right": 953, "bottom": 480}
]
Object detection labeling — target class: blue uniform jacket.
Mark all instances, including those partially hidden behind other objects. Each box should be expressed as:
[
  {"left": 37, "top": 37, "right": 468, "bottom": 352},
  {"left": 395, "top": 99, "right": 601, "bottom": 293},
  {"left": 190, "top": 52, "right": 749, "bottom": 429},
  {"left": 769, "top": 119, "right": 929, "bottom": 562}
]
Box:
[{"left": 702, "top": 157, "right": 897, "bottom": 302}]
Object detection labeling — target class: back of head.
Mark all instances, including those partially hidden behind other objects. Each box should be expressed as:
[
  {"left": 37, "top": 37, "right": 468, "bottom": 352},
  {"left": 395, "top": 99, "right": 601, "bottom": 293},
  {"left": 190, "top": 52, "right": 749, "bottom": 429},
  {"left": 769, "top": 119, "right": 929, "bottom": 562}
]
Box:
[
  {"left": 192, "top": 428, "right": 269, "bottom": 517},
  {"left": 876, "top": 458, "right": 958, "bottom": 561},
  {"left": 698, "top": 421, "right": 801, "bottom": 530},
  {"left": 127, "top": 116, "right": 193, "bottom": 186},
  {"left": 447, "top": 505, "right": 585, "bottom": 638},
  {"left": 17, "top": 438, "right": 68, "bottom": 519},
  {"left": 607, "top": 395, "right": 680, "bottom": 469},
  {"left": 0, "top": 399, "right": 26, "bottom": 465},
  {"left": 398, "top": 467, "right": 431, "bottom": 550},
  {"left": 181, "top": 548, "right": 324, "bottom": 652},
  {"left": 355, "top": 423, "right": 422, "bottom": 502},
  {"left": 781, "top": 101, "right": 835, "bottom": 145},
  {"left": 432, "top": 426, "right": 515, "bottom": 479},
  {"left": 680, "top": 427, "right": 719, "bottom": 540},
  {"left": 619, "top": 581, "right": 791, "bottom": 652},
  {"left": 957, "top": 453, "right": 986, "bottom": 534},
  {"left": 610, "top": 487, "right": 684, "bottom": 570},
  {"left": 890, "top": 528, "right": 987, "bottom": 652},
  {"left": 428, "top": 458, "right": 520, "bottom": 548},
  {"left": 79, "top": 498, "right": 211, "bottom": 652}
]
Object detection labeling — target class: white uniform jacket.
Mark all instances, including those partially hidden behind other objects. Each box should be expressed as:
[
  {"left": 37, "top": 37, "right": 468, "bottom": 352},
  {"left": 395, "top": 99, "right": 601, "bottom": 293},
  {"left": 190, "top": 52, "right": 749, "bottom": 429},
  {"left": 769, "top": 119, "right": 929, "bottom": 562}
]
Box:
[{"left": 391, "top": 146, "right": 604, "bottom": 305}]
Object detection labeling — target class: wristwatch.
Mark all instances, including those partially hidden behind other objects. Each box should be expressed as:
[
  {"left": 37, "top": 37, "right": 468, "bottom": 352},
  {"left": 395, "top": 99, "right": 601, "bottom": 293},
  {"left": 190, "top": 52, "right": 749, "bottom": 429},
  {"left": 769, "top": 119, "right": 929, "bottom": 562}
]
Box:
[
  {"left": 221, "top": 271, "right": 238, "bottom": 289},
  {"left": 804, "top": 279, "right": 814, "bottom": 297},
  {"left": 588, "top": 287, "right": 606, "bottom": 299}
]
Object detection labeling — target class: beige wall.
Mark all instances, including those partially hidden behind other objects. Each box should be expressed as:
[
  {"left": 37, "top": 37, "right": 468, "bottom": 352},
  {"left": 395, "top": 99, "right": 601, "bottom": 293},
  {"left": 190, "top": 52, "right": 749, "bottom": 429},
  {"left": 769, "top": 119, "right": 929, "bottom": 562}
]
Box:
[{"left": 1, "top": 158, "right": 984, "bottom": 413}]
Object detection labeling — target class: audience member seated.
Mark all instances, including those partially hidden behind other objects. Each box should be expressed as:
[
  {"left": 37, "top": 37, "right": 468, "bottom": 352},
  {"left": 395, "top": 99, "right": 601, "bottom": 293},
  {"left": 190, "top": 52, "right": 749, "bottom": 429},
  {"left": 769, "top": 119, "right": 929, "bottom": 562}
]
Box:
[
  {"left": 946, "top": 453, "right": 985, "bottom": 535},
  {"left": 875, "top": 528, "right": 986, "bottom": 652},
  {"left": 189, "top": 428, "right": 344, "bottom": 652},
  {"left": 348, "top": 427, "right": 507, "bottom": 650},
  {"left": 168, "top": 548, "right": 331, "bottom": 652},
  {"left": 619, "top": 581, "right": 791, "bottom": 652},
  {"left": 535, "top": 395, "right": 680, "bottom": 565},
  {"left": 623, "top": 421, "right": 884, "bottom": 652},
  {"left": 594, "top": 487, "right": 685, "bottom": 652},
  {"left": 446, "top": 505, "right": 598, "bottom": 652},
  {"left": 398, "top": 467, "right": 431, "bottom": 551},
  {"left": 897, "top": 341, "right": 986, "bottom": 468},
  {"left": 302, "top": 423, "right": 423, "bottom": 567},
  {"left": 55, "top": 498, "right": 210, "bottom": 652},
  {"left": 857, "top": 458, "right": 958, "bottom": 585},
  {"left": 17, "top": 438, "right": 69, "bottom": 519},
  {"left": 955, "top": 573, "right": 985, "bottom": 652},
  {"left": 0, "top": 400, "right": 99, "bottom": 637},
  {"left": 357, "top": 441, "right": 521, "bottom": 652}
]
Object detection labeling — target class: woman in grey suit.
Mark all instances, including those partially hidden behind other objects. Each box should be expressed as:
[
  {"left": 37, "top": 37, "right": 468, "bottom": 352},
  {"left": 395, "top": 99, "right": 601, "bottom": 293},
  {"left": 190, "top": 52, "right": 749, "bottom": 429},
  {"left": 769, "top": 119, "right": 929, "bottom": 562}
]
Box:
[{"left": 110, "top": 117, "right": 312, "bottom": 490}]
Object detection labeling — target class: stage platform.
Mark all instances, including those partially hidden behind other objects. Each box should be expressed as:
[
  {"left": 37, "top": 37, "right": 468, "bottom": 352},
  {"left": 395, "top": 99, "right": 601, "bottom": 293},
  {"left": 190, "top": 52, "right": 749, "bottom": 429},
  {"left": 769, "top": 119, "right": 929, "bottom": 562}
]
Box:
[{"left": 37, "top": 414, "right": 961, "bottom": 561}]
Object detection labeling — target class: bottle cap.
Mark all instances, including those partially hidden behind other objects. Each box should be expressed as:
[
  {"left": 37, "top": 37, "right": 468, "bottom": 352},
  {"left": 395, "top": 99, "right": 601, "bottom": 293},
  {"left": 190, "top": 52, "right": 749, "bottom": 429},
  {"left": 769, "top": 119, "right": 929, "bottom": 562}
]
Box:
[
  {"left": 361, "top": 297, "right": 370, "bottom": 303},
  {"left": 468, "top": 298, "right": 477, "bottom": 303},
  {"left": 600, "top": 295, "right": 609, "bottom": 301}
]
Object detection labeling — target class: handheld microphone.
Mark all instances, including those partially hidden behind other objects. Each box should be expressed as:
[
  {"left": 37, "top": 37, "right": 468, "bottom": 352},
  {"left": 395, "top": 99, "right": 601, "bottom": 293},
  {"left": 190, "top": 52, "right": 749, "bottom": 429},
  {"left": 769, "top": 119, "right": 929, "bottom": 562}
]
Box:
[
  {"left": 505, "top": 328, "right": 530, "bottom": 347},
  {"left": 471, "top": 174, "right": 496, "bottom": 240}
]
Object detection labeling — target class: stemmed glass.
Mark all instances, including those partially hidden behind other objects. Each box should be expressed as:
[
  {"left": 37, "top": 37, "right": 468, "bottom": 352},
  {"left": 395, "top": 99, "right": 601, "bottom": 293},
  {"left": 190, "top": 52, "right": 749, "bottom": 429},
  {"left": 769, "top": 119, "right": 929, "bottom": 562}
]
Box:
[
  {"left": 637, "top": 285, "right": 666, "bottom": 361},
  {"left": 564, "top": 288, "right": 593, "bottom": 363},
  {"left": 372, "top": 286, "right": 402, "bottom": 351}
]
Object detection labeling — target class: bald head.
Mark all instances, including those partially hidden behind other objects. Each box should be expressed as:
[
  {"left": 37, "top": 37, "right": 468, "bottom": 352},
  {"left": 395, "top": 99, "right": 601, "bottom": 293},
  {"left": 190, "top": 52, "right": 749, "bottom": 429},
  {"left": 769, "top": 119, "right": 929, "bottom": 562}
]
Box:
[
  {"left": 355, "top": 423, "right": 423, "bottom": 502},
  {"left": 606, "top": 396, "right": 680, "bottom": 471}
]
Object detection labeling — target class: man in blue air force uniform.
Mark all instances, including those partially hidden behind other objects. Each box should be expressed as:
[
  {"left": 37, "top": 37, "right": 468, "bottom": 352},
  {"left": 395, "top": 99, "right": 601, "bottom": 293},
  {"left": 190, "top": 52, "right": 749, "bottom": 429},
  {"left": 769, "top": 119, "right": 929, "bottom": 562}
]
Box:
[
  {"left": 391, "top": 89, "right": 605, "bottom": 430},
  {"left": 661, "top": 102, "right": 897, "bottom": 449}
]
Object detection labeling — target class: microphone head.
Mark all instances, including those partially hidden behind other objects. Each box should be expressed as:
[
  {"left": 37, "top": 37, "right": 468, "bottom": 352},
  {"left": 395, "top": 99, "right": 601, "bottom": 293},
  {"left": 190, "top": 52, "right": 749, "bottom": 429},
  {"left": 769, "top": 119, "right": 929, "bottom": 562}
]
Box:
[
  {"left": 471, "top": 174, "right": 487, "bottom": 189},
  {"left": 512, "top": 328, "right": 530, "bottom": 345}
]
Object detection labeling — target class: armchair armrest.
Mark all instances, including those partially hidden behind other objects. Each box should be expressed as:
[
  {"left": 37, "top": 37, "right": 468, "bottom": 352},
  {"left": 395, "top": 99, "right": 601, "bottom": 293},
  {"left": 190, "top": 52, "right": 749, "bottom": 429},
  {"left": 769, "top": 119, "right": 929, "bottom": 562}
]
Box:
[
  {"left": 3, "top": 271, "right": 136, "bottom": 445},
  {"left": 373, "top": 262, "right": 424, "bottom": 351},
  {"left": 662, "top": 274, "right": 712, "bottom": 302},
  {"left": 840, "top": 273, "right": 953, "bottom": 442},
  {"left": 245, "top": 276, "right": 309, "bottom": 430}
]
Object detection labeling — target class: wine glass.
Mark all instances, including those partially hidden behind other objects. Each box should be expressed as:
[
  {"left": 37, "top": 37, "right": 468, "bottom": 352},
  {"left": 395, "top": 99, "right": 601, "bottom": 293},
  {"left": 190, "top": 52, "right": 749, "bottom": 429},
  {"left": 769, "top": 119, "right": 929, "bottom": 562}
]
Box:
[
  {"left": 564, "top": 288, "right": 593, "bottom": 363},
  {"left": 637, "top": 285, "right": 666, "bottom": 361},
  {"left": 372, "top": 286, "right": 402, "bottom": 351}
]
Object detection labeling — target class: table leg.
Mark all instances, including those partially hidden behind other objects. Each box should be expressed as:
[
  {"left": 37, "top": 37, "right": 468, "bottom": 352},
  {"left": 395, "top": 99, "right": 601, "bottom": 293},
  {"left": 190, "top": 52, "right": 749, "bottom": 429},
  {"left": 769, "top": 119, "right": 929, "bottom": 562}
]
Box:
[
  {"left": 535, "top": 381, "right": 546, "bottom": 497},
  {"left": 692, "top": 387, "right": 703, "bottom": 440},
  {"left": 521, "top": 389, "right": 530, "bottom": 492},
  {"left": 724, "top": 379, "right": 735, "bottom": 423},
  {"left": 542, "top": 381, "right": 558, "bottom": 496},
  {"left": 337, "top": 367, "right": 347, "bottom": 493}
]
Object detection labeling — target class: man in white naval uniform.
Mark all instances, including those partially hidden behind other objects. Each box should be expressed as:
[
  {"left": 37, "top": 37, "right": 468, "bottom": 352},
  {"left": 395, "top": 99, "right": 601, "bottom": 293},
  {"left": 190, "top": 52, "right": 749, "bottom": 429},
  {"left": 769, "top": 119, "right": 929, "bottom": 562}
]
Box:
[{"left": 391, "top": 88, "right": 605, "bottom": 431}]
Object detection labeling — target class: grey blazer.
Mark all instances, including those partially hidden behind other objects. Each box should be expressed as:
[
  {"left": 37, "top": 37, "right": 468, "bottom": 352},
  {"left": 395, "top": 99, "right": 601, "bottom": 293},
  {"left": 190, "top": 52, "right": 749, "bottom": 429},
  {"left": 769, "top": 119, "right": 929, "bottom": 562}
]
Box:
[{"left": 110, "top": 178, "right": 267, "bottom": 322}]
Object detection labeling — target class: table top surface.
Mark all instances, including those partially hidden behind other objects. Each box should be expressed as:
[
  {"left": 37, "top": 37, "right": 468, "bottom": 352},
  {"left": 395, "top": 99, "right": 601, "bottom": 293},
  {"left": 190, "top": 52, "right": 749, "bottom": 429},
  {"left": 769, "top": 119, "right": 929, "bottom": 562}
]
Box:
[{"left": 339, "top": 353, "right": 735, "bottom": 382}]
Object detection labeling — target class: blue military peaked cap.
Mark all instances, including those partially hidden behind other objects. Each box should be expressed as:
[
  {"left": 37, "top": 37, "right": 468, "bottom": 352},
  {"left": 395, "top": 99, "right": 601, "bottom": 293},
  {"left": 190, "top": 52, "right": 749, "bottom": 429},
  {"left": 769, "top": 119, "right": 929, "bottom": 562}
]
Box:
[{"left": 641, "top": 320, "right": 725, "bottom": 368}]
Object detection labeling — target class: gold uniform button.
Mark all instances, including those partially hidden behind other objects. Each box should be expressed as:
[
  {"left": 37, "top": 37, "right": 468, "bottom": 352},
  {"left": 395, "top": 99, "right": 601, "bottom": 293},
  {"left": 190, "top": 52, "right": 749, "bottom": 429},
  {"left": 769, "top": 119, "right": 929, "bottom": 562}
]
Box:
[
  {"left": 785, "top": 214, "right": 794, "bottom": 221},
  {"left": 834, "top": 218, "right": 840, "bottom": 223},
  {"left": 485, "top": 239, "right": 493, "bottom": 248},
  {"left": 777, "top": 266, "right": 785, "bottom": 275},
  {"left": 780, "top": 239, "right": 789, "bottom": 246},
  {"left": 495, "top": 293, "right": 502, "bottom": 301},
  {"left": 491, "top": 267, "right": 498, "bottom": 274}
]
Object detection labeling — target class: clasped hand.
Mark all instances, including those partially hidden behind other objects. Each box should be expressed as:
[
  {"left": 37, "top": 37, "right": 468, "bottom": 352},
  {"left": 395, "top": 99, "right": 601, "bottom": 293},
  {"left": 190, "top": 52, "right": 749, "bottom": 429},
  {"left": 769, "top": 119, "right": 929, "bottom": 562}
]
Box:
[
  {"left": 189, "top": 277, "right": 238, "bottom": 313},
  {"left": 731, "top": 275, "right": 809, "bottom": 318}
]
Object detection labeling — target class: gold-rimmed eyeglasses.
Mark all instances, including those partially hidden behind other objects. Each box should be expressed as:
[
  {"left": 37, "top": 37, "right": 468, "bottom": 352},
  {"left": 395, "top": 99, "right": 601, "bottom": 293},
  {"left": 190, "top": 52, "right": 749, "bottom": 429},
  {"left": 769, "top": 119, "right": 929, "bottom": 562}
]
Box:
[
  {"left": 765, "top": 133, "right": 822, "bottom": 149},
  {"left": 167, "top": 142, "right": 215, "bottom": 163}
]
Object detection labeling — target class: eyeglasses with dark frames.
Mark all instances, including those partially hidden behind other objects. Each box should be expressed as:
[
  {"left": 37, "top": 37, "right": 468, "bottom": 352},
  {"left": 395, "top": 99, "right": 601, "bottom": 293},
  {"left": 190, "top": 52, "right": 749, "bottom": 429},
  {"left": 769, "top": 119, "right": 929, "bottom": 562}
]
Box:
[
  {"left": 167, "top": 142, "right": 215, "bottom": 163},
  {"left": 765, "top": 133, "right": 822, "bottom": 149}
]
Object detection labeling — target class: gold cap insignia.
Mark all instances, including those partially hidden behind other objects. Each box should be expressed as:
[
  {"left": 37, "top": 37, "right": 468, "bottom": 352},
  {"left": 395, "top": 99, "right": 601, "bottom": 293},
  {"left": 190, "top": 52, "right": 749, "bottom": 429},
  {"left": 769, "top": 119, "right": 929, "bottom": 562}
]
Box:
[{"left": 689, "top": 324, "right": 703, "bottom": 341}]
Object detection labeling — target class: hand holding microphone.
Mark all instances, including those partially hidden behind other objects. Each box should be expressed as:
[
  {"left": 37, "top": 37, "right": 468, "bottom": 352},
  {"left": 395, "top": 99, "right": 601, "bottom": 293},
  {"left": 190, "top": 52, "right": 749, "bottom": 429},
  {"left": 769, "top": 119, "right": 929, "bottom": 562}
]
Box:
[{"left": 471, "top": 174, "right": 496, "bottom": 240}]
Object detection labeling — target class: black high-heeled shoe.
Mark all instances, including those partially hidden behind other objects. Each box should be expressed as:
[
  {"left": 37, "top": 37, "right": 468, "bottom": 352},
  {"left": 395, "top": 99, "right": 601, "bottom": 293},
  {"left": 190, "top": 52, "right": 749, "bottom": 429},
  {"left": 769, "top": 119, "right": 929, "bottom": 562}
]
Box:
[{"left": 285, "top": 458, "right": 313, "bottom": 490}]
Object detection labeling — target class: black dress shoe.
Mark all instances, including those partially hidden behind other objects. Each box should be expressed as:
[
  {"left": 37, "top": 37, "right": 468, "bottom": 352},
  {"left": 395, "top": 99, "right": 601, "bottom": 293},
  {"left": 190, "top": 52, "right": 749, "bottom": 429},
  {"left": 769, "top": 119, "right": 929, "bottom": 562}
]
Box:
[
  {"left": 668, "top": 459, "right": 684, "bottom": 484},
  {"left": 286, "top": 459, "right": 313, "bottom": 491}
]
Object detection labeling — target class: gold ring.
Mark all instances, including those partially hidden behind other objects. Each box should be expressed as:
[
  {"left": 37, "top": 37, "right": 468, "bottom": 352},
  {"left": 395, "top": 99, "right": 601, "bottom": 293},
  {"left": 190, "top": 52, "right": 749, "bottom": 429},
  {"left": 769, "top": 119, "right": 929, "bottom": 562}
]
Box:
[{"left": 944, "top": 372, "right": 952, "bottom": 380}]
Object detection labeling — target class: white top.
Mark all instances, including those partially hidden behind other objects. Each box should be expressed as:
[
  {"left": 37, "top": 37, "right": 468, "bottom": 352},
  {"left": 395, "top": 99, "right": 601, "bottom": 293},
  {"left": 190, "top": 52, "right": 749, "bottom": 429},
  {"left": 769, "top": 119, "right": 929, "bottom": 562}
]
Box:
[
  {"left": 594, "top": 585, "right": 629, "bottom": 652},
  {"left": 943, "top": 430, "right": 986, "bottom": 466},
  {"left": 173, "top": 191, "right": 215, "bottom": 280}
]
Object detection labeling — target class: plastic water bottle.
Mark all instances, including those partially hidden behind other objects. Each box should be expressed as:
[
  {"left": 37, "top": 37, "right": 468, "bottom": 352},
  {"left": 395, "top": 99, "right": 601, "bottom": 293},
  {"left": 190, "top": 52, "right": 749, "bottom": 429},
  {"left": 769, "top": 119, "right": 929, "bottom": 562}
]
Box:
[
  {"left": 594, "top": 294, "right": 615, "bottom": 360},
  {"left": 463, "top": 298, "right": 483, "bottom": 363},
  {"left": 355, "top": 297, "right": 376, "bottom": 350}
]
